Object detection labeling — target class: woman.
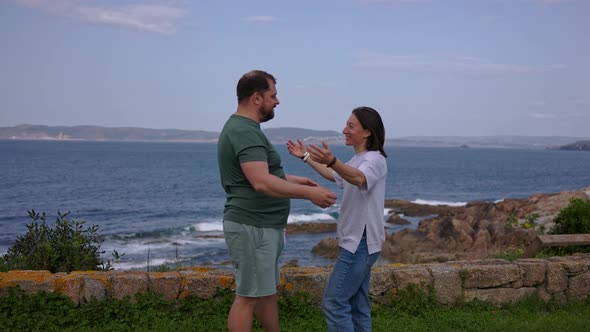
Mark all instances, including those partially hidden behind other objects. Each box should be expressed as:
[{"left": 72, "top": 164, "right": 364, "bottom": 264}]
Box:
[{"left": 287, "top": 106, "right": 387, "bottom": 331}]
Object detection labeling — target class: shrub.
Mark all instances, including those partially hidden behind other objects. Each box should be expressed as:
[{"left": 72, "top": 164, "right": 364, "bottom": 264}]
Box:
[
  {"left": 0, "top": 257, "right": 7, "bottom": 272},
  {"left": 541, "top": 198, "right": 590, "bottom": 256},
  {"left": 492, "top": 248, "right": 524, "bottom": 261},
  {"left": 550, "top": 198, "right": 590, "bottom": 235},
  {"left": 1, "top": 210, "right": 120, "bottom": 273},
  {"left": 505, "top": 213, "right": 518, "bottom": 230},
  {"left": 380, "top": 283, "right": 436, "bottom": 317}
]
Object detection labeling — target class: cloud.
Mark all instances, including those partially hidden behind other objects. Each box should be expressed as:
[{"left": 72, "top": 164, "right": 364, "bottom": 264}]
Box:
[
  {"left": 12, "top": 0, "right": 186, "bottom": 34},
  {"left": 524, "top": 0, "right": 573, "bottom": 5},
  {"left": 529, "top": 113, "right": 557, "bottom": 119},
  {"left": 353, "top": 50, "right": 566, "bottom": 75},
  {"left": 243, "top": 16, "right": 279, "bottom": 23},
  {"left": 75, "top": 5, "right": 186, "bottom": 34},
  {"left": 360, "top": 0, "right": 428, "bottom": 4}
]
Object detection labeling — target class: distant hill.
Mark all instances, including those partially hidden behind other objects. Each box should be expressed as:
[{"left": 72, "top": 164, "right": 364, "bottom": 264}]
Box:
[
  {"left": 0, "top": 124, "right": 218, "bottom": 142},
  {"left": 389, "top": 135, "right": 590, "bottom": 149},
  {"left": 263, "top": 127, "right": 342, "bottom": 144},
  {"left": 1, "top": 124, "right": 588, "bottom": 149},
  {"left": 556, "top": 140, "right": 590, "bottom": 151},
  {"left": 0, "top": 124, "right": 342, "bottom": 144}
]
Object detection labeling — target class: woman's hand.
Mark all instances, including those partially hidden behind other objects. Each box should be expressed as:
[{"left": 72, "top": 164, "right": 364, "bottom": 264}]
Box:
[
  {"left": 308, "top": 141, "right": 334, "bottom": 165},
  {"left": 287, "top": 139, "right": 307, "bottom": 158}
]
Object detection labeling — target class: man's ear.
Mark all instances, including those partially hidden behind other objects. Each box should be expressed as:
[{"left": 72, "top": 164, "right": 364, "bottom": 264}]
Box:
[{"left": 251, "top": 92, "right": 262, "bottom": 105}]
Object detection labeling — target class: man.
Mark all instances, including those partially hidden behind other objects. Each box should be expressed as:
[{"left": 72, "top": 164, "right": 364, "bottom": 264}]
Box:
[{"left": 217, "top": 70, "right": 337, "bottom": 332}]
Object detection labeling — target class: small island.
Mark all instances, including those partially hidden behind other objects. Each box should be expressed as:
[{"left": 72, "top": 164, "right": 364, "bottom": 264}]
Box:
[{"left": 558, "top": 140, "right": 590, "bottom": 151}]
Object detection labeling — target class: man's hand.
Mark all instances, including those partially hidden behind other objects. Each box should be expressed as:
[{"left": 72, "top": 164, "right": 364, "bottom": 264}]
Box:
[{"left": 308, "top": 186, "right": 337, "bottom": 209}]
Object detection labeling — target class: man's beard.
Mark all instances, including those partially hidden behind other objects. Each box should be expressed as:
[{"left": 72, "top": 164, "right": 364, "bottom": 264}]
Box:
[{"left": 259, "top": 105, "right": 275, "bottom": 123}]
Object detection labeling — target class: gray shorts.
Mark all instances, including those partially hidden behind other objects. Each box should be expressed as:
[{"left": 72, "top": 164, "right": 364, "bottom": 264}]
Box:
[{"left": 223, "top": 220, "right": 285, "bottom": 297}]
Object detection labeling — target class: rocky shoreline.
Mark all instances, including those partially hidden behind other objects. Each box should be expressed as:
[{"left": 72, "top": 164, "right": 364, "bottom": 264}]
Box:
[{"left": 309, "top": 186, "right": 590, "bottom": 264}]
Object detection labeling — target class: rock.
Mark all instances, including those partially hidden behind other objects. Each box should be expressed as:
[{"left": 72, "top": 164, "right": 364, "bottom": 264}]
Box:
[
  {"left": 546, "top": 262, "right": 568, "bottom": 294},
  {"left": 461, "top": 264, "right": 521, "bottom": 289},
  {"left": 566, "top": 272, "right": 590, "bottom": 301},
  {"left": 149, "top": 272, "right": 182, "bottom": 301},
  {"left": 311, "top": 187, "right": 590, "bottom": 264},
  {"left": 428, "top": 265, "right": 462, "bottom": 304},
  {"left": 463, "top": 287, "right": 537, "bottom": 305},
  {"left": 386, "top": 214, "right": 411, "bottom": 225},
  {"left": 311, "top": 238, "right": 339, "bottom": 259},
  {"left": 391, "top": 266, "right": 433, "bottom": 289},
  {"left": 516, "top": 259, "right": 547, "bottom": 287},
  {"left": 179, "top": 267, "right": 234, "bottom": 299},
  {"left": 369, "top": 266, "right": 398, "bottom": 296},
  {"left": 279, "top": 267, "right": 331, "bottom": 303},
  {"left": 79, "top": 272, "right": 110, "bottom": 303},
  {"left": 111, "top": 271, "right": 149, "bottom": 301},
  {"left": 384, "top": 199, "right": 460, "bottom": 216},
  {"left": 287, "top": 222, "right": 336, "bottom": 235}
]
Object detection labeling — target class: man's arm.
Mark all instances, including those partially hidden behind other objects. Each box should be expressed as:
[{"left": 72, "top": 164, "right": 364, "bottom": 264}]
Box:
[
  {"left": 286, "top": 174, "right": 318, "bottom": 187},
  {"left": 241, "top": 161, "right": 336, "bottom": 208}
]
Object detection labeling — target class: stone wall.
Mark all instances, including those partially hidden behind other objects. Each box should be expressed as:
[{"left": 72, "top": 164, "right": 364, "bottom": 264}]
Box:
[{"left": 1, "top": 254, "right": 589, "bottom": 306}]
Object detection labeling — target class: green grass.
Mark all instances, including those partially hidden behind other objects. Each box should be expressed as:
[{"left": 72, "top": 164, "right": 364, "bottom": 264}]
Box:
[{"left": 1, "top": 287, "right": 589, "bottom": 332}]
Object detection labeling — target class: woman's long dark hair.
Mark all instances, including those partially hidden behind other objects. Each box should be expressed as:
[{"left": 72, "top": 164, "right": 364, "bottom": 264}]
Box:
[{"left": 352, "top": 106, "right": 387, "bottom": 157}]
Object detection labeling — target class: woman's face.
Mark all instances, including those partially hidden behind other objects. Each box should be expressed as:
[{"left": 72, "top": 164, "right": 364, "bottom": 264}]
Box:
[{"left": 342, "top": 113, "right": 370, "bottom": 149}]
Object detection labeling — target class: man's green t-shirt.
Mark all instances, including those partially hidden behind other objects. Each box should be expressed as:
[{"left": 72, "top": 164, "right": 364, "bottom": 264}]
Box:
[{"left": 217, "top": 114, "right": 290, "bottom": 228}]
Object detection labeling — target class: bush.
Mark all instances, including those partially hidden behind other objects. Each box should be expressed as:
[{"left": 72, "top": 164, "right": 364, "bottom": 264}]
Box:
[
  {"left": 492, "top": 247, "right": 524, "bottom": 261},
  {"left": 550, "top": 198, "right": 590, "bottom": 235},
  {"left": 1, "top": 210, "right": 118, "bottom": 273},
  {"left": 542, "top": 198, "right": 590, "bottom": 256}
]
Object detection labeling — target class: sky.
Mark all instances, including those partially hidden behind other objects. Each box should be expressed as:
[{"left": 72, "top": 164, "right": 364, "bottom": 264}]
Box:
[{"left": 1, "top": 0, "right": 588, "bottom": 138}]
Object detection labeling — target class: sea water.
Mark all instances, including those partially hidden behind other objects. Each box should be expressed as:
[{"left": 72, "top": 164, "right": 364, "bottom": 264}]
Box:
[{"left": 1, "top": 140, "right": 590, "bottom": 270}]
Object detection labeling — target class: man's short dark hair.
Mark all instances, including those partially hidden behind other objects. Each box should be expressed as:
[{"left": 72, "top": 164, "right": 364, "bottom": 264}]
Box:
[{"left": 237, "top": 70, "right": 276, "bottom": 103}]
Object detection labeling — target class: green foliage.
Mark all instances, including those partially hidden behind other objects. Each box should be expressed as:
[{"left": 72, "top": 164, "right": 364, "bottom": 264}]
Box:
[
  {"left": 279, "top": 291, "right": 322, "bottom": 321},
  {"left": 505, "top": 213, "right": 538, "bottom": 230},
  {"left": 150, "top": 246, "right": 183, "bottom": 272},
  {"left": 550, "top": 198, "right": 590, "bottom": 235},
  {"left": 492, "top": 247, "right": 524, "bottom": 261},
  {"left": 505, "top": 213, "right": 518, "bottom": 230},
  {"left": 1, "top": 210, "right": 122, "bottom": 273},
  {"left": 540, "top": 198, "right": 590, "bottom": 256},
  {"left": 459, "top": 268, "right": 469, "bottom": 284},
  {"left": 0, "top": 256, "right": 7, "bottom": 272},
  {"left": 522, "top": 213, "right": 538, "bottom": 229},
  {"left": 379, "top": 283, "right": 436, "bottom": 317},
  {"left": 1, "top": 287, "right": 590, "bottom": 331}
]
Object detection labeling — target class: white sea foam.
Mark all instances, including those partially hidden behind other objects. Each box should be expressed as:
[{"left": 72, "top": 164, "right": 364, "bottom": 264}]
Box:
[
  {"left": 113, "top": 258, "right": 169, "bottom": 271},
  {"left": 190, "top": 222, "right": 223, "bottom": 232},
  {"left": 187, "top": 212, "right": 338, "bottom": 231},
  {"left": 288, "top": 213, "right": 335, "bottom": 223},
  {"left": 411, "top": 199, "right": 467, "bottom": 207},
  {"left": 494, "top": 198, "right": 505, "bottom": 203}
]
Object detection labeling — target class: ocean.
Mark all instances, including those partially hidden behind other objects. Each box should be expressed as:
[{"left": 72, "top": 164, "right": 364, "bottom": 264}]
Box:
[{"left": 1, "top": 140, "right": 590, "bottom": 270}]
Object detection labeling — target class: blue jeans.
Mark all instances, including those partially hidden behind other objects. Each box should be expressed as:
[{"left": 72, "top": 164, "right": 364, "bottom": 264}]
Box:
[{"left": 322, "top": 235, "right": 380, "bottom": 332}]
